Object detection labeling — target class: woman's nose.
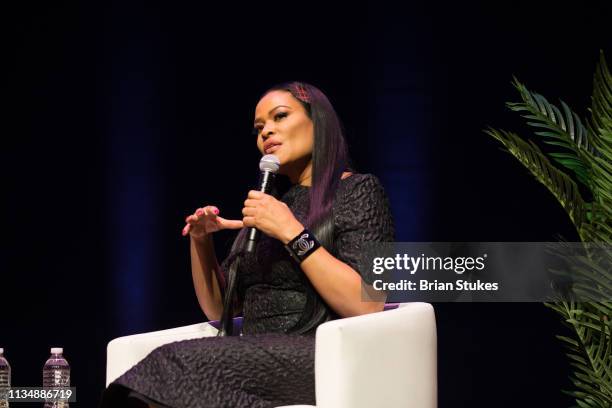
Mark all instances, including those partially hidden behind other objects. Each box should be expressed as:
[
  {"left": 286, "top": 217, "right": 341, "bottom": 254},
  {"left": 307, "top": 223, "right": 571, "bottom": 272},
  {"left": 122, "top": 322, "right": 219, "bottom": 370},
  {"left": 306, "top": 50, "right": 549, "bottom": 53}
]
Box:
[{"left": 261, "top": 126, "right": 274, "bottom": 141}]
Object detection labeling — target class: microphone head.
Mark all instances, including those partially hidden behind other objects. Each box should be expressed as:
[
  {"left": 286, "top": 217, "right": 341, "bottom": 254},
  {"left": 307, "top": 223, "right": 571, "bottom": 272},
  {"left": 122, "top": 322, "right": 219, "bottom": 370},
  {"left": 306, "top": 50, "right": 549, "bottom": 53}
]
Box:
[{"left": 259, "top": 154, "right": 280, "bottom": 173}]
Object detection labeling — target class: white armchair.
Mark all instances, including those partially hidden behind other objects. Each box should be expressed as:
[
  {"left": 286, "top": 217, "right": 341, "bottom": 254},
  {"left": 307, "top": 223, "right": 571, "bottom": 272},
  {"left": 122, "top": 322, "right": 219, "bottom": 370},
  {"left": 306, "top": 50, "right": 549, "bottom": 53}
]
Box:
[{"left": 106, "top": 302, "right": 437, "bottom": 408}]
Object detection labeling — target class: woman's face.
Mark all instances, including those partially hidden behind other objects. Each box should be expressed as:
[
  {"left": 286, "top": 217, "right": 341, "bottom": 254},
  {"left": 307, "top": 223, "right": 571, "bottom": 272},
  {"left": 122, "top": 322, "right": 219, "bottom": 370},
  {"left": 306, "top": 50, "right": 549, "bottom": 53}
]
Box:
[{"left": 253, "top": 90, "right": 314, "bottom": 174}]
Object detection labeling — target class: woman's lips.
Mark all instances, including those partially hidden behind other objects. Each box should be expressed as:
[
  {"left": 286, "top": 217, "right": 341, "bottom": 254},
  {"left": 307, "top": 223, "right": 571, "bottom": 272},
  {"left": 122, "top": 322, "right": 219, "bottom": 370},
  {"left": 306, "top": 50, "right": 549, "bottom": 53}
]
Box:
[{"left": 265, "top": 144, "right": 281, "bottom": 154}]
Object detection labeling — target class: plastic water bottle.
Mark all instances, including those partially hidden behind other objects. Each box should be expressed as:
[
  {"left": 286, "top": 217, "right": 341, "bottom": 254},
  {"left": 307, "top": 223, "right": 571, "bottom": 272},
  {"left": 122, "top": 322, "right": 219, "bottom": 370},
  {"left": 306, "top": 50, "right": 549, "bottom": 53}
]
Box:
[
  {"left": 43, "top": 348, "right": 70, "bottom": 408},
  {"left": 0, "top": 348, "right": 10, "bottom": 408}
]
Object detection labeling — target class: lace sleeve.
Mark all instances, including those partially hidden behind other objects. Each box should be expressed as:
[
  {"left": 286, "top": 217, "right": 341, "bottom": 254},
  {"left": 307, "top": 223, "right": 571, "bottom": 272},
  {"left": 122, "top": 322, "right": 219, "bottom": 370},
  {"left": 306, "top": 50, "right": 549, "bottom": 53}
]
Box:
[{"left": 334, "top": 174, "right": 395, "bottom": 285}]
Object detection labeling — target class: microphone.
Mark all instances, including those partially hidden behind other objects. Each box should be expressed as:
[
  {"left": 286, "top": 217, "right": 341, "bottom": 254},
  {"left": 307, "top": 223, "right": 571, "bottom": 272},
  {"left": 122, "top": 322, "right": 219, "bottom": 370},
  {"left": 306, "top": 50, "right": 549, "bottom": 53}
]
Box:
[{"left": 245, "top": 154, "right": 280, "bottom": 253}]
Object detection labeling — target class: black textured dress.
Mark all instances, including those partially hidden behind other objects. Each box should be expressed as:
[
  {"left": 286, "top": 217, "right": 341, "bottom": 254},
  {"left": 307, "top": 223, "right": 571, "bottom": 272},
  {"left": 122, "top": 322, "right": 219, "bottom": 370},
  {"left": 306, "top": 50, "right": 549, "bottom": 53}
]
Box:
[{"left": 100, "top": 173, "right": 395, "bottom": 408}]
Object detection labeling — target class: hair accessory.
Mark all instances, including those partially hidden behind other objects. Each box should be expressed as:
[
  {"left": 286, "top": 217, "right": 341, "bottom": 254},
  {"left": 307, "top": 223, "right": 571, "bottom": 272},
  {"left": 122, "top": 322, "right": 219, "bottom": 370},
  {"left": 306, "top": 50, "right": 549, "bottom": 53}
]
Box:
[
  {"left": 292, "top": 84, "right": 311, "bottom": 103},
  {"left": 285, "top": 229, "right": 321, "bottom": 263}
]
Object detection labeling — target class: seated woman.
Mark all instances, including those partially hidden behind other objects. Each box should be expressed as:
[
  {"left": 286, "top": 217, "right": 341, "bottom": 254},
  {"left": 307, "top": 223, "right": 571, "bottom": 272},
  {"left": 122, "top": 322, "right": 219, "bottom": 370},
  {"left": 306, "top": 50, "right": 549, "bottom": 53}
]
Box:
[{"left": 100, "top": 81, "right": 395, "bottom": 408}]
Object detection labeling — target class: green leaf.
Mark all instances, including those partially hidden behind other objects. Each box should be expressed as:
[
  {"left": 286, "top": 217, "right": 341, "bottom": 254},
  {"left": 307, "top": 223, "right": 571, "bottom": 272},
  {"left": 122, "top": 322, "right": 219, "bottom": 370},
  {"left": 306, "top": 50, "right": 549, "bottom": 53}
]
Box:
[
  {"left": 484, "top": 128, "right": 587, "bottom": 231},
  {"left": 511, "top": 78, "right": 594, "bottom": 156},
  {"left": 558, "top": 335, "right": 581, "bottom": 348}
]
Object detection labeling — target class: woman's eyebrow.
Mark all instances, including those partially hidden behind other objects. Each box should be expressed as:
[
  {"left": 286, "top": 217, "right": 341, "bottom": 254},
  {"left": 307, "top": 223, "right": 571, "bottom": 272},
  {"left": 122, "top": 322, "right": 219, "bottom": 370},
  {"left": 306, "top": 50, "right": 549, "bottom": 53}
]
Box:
[{"left": 254, "top": 105, "right": 292, "bottom": 124}]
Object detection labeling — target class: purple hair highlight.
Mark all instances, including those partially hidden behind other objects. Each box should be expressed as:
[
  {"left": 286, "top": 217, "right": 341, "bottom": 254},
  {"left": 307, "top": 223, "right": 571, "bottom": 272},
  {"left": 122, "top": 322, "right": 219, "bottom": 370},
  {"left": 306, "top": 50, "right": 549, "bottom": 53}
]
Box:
[{"left": 268, "top": 81, "right": 351, "bottom": 230}]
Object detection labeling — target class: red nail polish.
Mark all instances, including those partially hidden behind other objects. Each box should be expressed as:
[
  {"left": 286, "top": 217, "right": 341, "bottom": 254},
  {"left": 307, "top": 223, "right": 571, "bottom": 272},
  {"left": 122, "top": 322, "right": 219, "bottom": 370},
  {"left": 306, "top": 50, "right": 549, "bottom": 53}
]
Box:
[{"left": 214, "top": 209, "right": 219, "bottom": 214}]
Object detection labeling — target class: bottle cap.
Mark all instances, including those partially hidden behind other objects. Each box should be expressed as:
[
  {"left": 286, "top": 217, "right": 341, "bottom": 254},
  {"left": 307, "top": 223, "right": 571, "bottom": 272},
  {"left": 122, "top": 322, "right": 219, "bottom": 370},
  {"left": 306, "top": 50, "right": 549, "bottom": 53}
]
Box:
[{"left": 51, "top": 347, "right": 63, "bottom": 354}]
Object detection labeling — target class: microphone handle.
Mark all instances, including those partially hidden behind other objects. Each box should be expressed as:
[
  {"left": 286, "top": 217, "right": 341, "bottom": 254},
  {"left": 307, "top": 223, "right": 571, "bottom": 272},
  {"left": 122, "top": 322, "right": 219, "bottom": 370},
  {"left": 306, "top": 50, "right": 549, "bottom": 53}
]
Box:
[{"left": 245, "top": 170, "right": 275, "bottom": 253}]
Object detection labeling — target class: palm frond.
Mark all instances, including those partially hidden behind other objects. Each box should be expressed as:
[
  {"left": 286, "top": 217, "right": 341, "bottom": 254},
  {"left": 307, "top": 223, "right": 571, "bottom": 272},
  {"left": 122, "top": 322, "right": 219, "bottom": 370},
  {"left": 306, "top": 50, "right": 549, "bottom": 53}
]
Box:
[
  {"left": 485, "top": 128, "right": 587, "bottom": 231},
  {"left": 507, "top": 78, "right": 594, "bottom": 187},
  {"left": 546, "top": 301, "right": 612, "bottom": 407},
  {"left": 588, "top": 51, "right": 612, "bottom": 139},
  {"left": 579, "top": 125, "right": 612, "bottom": 245}
]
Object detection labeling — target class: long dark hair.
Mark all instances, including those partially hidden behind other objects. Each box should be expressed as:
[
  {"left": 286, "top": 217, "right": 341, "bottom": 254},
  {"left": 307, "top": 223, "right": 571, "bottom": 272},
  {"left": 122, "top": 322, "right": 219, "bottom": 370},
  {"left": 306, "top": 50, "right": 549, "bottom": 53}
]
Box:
[{"left": 217, "top": 81, "right": 353, "bottom": 336}]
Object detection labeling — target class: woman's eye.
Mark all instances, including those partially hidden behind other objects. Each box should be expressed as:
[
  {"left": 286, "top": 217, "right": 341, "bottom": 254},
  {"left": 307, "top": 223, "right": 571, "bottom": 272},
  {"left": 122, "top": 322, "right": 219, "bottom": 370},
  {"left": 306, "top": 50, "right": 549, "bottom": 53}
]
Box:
[
  {"left": 274, "top": 112, "right": 288, "bottom": 120},
  {"left": 252, "top": 112, "right": 287, "bottom": 135}
]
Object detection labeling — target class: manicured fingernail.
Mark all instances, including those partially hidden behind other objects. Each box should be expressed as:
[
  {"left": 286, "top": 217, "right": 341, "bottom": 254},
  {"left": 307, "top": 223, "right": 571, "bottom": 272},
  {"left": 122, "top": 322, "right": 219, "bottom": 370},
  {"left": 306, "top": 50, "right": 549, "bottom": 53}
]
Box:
[
  {"left": 196, "top": 209, "right": 204, "bottom": 216},
  {"left": 214, "top": 209, "right": 219, "bottom": 214}
]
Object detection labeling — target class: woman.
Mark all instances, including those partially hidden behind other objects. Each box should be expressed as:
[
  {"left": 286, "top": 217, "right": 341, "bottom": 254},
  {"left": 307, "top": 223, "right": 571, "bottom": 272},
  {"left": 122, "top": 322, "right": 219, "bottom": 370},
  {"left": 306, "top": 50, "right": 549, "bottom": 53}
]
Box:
[{"left": 100, "top": 82, "right": 395, "bottom": 408}]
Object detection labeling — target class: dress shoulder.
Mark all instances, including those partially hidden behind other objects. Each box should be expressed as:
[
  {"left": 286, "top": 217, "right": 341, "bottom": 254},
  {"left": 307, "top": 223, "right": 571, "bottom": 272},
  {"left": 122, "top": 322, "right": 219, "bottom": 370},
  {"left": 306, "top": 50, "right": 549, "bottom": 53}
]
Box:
[
  {"left": 338, "top": 173, "right": 386, "bottom": 202},
  {"left": 334, "top": 173, "right": 395, "bottom": 285}
]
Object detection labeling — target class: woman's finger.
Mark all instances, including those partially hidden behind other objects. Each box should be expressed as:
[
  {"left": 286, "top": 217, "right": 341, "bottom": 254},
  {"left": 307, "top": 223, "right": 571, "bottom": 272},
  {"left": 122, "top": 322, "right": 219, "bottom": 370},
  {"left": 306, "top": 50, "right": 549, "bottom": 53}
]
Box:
[
  {"left": 218, "top": 217, "right": 244, "bottom": 229},
  {"left": 182, "top": 224, "right": 191, "bottom": 236},
  {"left": 204, "top": 206, "right": 219, "bottom": 215},
  {"left": 242, "top": 207, "right": 256, "bottom": 217},
  {"left": 242, "top": 216, "right": 255, "bottom": 227},
  {"left": 247, "top": 190, "right": 264, "bottom": 199},
  {"left": 244, "top": 199, "right": 257, "bottom": 208},
  {"left": 186, "top": 214, "right": 199, "bottom": 224}
]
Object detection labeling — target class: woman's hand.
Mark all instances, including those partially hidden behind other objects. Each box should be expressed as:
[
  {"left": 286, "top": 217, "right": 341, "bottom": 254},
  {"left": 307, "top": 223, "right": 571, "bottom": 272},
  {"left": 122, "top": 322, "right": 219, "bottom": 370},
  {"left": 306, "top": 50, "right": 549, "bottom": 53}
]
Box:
[
  {"left": 242, "top": 191, "right": 304, "bottom": 244},
  {"left": 182, "top": 205, "right": 244, "bottom": 242}
]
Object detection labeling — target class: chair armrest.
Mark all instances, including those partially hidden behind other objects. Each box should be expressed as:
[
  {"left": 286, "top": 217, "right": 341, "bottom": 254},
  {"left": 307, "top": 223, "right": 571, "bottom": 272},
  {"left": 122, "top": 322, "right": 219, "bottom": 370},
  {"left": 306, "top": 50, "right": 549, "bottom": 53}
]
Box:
[
  {"left": 106, "top": 322, "right": 219, "bottom": 386},
  {"left": 314, "top": 302, "right": 437, "bottom": 408}
]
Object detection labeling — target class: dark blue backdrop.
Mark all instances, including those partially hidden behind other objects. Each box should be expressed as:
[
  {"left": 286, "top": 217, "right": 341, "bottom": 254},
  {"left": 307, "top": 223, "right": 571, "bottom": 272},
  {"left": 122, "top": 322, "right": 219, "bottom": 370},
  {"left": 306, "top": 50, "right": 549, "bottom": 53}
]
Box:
[{"left": 3, "top": 1, "right": 610, "bottom": 406}]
